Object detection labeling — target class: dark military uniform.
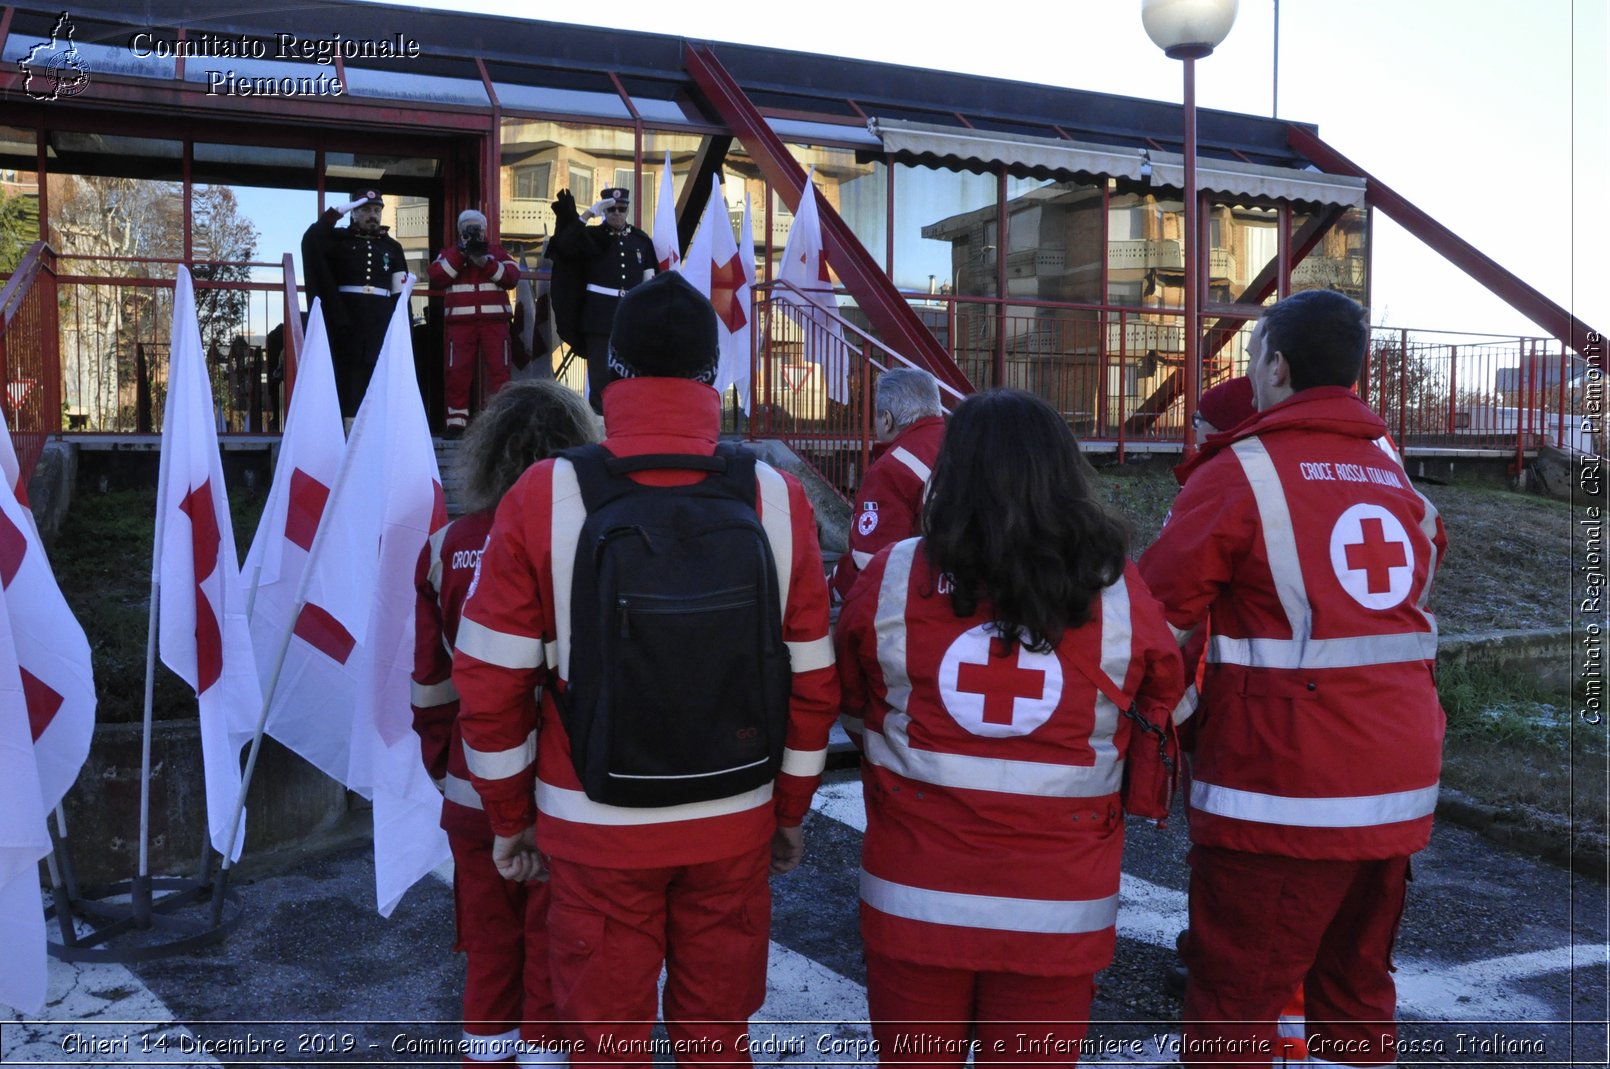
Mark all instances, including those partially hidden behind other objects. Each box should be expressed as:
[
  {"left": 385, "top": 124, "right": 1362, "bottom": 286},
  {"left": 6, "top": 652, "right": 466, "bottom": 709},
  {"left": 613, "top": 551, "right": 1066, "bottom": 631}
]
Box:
[
  {"left": 549, "top": 213, "right": 656, "bottom": 411},
  {"left": 302, "top": 208, "right": 409, "bottom": 417}
]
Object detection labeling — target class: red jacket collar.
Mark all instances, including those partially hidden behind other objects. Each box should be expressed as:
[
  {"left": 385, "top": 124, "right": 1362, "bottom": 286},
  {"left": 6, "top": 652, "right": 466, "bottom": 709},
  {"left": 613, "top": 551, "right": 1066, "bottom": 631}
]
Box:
[
  {"left": 1175, "top": 387, "right": 1388, "bottom": 485},
  {"left": 600, "top": 377, "right": 721, "bottom": 455},
  {"left": 871, "top": 414, "right": 946, "bottom": 462}
]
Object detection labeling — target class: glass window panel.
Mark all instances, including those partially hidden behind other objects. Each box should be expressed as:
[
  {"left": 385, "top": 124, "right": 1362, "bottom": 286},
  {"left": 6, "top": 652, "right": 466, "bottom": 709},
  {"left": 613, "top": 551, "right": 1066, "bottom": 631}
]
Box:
[
  {"left": 1291, "top": 206, "right": 1367, "bottom": 305},
  {"left": 628, "top": 97, "right": 696, "bottom": 125},
  {"left": 494, "top": 82, "right": 631, "bottom": 121},
  {"left": 498, "top": 118, "right": 640, "bottom": 262},
  {"left": 1002, "top": 175, "right": 1104, "bottom": 305},
  {"left": 340, "top": 67, "right": 488, "bottom": 106},
  {"left": 513, "top": 162, "right": 552, "bottom": 202},
  {"left": 894, "top": 163, "right": 997, "bottom": 298},
  {"left": 568, "top": 165, "right": 594, "bottom": 205}
]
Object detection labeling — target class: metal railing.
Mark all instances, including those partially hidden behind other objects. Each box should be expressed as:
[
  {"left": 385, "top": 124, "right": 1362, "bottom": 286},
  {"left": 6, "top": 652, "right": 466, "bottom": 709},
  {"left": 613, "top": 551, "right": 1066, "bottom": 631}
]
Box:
[
  {"left": 750, "top": 282, "right": 1587, "bottom": 503},
  {"left": 0, "top": 242, "right": 61, "bottom": 492},
  {"left": 0, "top": 251, "right": 1591, "bottom": 499},
  {"left": 52, "top": 254, "right": 298, "bottom": 434},
  {"left": 1363, "top": 327, "right": 1591, "bottom": 463}
]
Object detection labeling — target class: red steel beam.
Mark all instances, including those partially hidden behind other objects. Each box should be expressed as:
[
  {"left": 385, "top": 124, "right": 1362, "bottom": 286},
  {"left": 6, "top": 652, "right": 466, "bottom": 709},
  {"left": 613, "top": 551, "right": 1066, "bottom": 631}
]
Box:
[
  {"left": 683, "top": 42, "right": 973, "bottom": 397},
  {"left": 1288, "top": 124, "right": 1599, "bottom": 363}
]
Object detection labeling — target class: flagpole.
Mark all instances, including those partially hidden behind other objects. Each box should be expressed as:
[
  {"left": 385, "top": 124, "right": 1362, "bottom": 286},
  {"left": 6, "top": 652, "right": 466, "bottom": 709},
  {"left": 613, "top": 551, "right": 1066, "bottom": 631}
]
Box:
[
  {"left": 207, "top": 287, "right": 400, "bottom": 926},
  {"left": 137, "top": 363, "right": 181, "bottom": 929}
]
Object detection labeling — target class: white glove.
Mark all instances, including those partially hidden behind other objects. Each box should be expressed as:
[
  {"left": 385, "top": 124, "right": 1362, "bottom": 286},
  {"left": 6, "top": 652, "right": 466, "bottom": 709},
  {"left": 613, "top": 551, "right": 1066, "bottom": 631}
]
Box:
[
  {"left": 336, "top": 198, "right": 366, "bottom": 216},
  {"left": 589, "top": 198, "right": 614, "bottom": 217}
]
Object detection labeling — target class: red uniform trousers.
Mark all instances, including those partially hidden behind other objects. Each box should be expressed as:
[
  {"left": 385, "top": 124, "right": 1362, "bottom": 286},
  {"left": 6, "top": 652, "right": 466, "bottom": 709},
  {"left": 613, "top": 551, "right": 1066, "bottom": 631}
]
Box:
[
  {"left": 1182, "top": 846, "right": 1409, "bottom": 1068},
  {"left": 445, "top": 319, "right": 512, "bottom": 430},
  {"left": 866, "top": 954, "right": 1095, "bottom": 1068},
  {"left": 544, "top": 850, "right": 770, "bottom": 1068},
  {"left": 449, "top": 835, "right": 562, "bottom": 1065}
]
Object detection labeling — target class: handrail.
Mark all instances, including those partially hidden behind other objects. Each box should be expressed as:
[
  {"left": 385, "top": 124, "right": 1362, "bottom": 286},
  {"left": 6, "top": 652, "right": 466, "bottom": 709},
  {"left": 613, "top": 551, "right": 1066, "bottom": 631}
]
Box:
[
  {"left": 0, "top": 240, "right": 52, "bottom": 325},
  {"left": 0, "top": 242, "right": 62, "bottom": 492},
  {"left": 755, "top": 278, "right": 969, "bottom": 408}
]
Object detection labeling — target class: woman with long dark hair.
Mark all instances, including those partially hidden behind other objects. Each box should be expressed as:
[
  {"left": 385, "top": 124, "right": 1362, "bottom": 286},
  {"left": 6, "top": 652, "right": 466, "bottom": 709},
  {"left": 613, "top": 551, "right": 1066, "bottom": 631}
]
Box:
[
  {"left": 836, "top": 388, "right": 1184, "bottom": 1066},
  {"left": 410, "top": 380, "right": 599, "bottom": 1065}
]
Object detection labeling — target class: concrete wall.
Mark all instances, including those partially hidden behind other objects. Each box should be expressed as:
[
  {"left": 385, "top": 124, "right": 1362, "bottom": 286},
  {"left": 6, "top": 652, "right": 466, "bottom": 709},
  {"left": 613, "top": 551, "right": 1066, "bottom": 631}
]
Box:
[{"left": 59, "top": 722, "right": 350, "bottom": 886}]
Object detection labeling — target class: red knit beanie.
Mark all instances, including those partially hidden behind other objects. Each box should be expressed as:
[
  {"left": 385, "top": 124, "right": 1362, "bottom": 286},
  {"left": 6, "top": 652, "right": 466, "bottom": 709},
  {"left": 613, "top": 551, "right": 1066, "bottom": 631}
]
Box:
[{"left": 1197, "top": 376, "right": 1256, "bottom": 433}]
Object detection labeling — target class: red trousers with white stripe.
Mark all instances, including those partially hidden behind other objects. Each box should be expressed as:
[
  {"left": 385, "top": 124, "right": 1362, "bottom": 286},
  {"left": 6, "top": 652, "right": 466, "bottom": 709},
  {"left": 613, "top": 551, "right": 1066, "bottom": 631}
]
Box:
[
  {"left": 449, "top": 835, "right": 560, "bottom": 1065},
  {"left": 544, "top": 850, "right": 771, "bottom": 1068},
  {"left": 1181, "top": 845, "right": 1410, "bottom": 1068},
  {"left": 865, "top": 952, "right": 1095, "bottom": 1067},
  {"left": 445, "top": 320, "right": 512, "bottom": 428}
]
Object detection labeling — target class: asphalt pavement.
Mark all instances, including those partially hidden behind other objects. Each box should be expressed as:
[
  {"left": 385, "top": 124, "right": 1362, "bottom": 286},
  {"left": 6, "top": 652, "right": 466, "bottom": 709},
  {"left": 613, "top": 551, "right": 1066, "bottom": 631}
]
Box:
[{"left": 2, "top": 767, "right": 1607, "bottom": 1067}]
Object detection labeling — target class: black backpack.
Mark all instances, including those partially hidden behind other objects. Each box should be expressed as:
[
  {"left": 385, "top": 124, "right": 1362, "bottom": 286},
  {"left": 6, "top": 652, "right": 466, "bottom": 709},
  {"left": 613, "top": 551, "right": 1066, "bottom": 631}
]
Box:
[{"left": 554, "top": 442, "right": 792, "bottom": 807}]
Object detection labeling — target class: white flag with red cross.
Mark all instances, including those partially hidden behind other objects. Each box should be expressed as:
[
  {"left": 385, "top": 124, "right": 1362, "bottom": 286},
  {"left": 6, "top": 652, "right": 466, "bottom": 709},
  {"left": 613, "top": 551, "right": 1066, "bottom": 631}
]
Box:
[
  {"left": 307, "top": 280, "right": 450, "bottom": 915},
  {"left": 155, "top": 267, "right": 262, "bottom": 860},
  {"left": 681, "top": 175, "right": 753, "bottom": 399},
  {"left": 0, "top": 414, "right": 96, "bottom": 1014},
  {"left": 241, "top": 303, "right": 368, "bottom": 785},
  {"left": 776, "top": 167, "right": 850, "bottom": 403},
  {"left": 652, "top": 150, "right": 681, "bottom": 274},
  {"left": 0, "top": 577, "right": 51, "bottom": 1014}
]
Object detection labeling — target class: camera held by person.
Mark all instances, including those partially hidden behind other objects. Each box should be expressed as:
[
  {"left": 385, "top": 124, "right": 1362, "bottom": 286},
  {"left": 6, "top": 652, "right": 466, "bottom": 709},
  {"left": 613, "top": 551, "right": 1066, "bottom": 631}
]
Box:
[{"left": 459, "top": 220, "right": 489, "bottom": 260}]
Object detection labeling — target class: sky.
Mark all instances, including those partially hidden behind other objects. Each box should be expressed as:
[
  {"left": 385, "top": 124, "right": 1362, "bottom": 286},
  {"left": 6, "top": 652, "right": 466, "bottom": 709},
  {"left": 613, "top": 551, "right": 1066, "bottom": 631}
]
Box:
[{"left": 356, "top": 0, "right": 1608, "bottom": 342}]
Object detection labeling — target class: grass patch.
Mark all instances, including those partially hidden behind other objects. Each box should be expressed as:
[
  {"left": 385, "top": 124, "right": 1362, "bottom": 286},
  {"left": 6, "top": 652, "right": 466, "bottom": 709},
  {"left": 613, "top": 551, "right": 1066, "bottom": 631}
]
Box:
[
  {"left": 52, "top": 486, "right": 267, "bottom": 725},
  {"left": 1436, "top": 660, "right": 1605, "bottom": 843}
]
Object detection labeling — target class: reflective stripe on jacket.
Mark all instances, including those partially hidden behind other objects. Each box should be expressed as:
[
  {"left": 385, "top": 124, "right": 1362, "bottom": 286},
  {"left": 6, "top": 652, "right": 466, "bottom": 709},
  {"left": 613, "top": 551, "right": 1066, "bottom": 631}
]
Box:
[
  {"left": 837, "top": 539, "right": 1183, "bottom": 974},
  {"left": 1139, "top": 388, "right": 1446, "bottom": 859}
]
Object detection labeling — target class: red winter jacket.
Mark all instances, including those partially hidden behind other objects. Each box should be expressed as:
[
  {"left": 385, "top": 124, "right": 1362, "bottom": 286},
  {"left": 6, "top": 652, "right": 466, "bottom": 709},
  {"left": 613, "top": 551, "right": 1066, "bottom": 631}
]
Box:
[
  {"left": 428, "top": 244, "right": 520, "bottom": 323},
  {"left": 452, "top": 378, "right": 840, "bottom": 868},
  {"left": 830, "top": 415, "right": 945, "bottom": 601},
  {"left": 1138, "top": 388, "right": 1447, "bottom": 860},
  {"left": 411, "top": 509, "right": 496, "bottom": 841},
  {"left": 837, "top": 544, "right": 1183, "bottom": 975}
]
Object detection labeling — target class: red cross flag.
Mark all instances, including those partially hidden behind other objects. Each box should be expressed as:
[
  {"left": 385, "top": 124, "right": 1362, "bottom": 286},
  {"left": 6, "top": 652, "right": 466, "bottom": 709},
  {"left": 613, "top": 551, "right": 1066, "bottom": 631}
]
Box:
[
  {"left": 652, "top": 149, "right": 681, "bottom": 274},
  {"left": 155, "top": 267, "right": 262, "bottom": 860},
  {"left": 0, "top": 415, "right": 95, "bottom": 1014},
  {"left": 0, "top": 415, "right": 24, "bottom": 504},
  {"left": 681, "top": 174, "right": 752, "bottom": 398},
  {"left": 307, "top": 279, "right": 450, "bottom": 915},
  {"left": 241, "top": 302, "right": 367, "bottom": 785},
  {"left": 776, "top": 167, "right": 850, "bottom": 404},
  {"left": 0, "top": 579, "right": 51, "bottom": 1014}
]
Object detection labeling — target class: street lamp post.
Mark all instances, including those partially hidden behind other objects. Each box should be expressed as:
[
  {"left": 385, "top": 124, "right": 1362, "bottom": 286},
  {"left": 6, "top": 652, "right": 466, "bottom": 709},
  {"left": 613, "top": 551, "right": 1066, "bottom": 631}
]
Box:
[{"left": 1142, "top": 0, "right": 1238, "bottom": 454}]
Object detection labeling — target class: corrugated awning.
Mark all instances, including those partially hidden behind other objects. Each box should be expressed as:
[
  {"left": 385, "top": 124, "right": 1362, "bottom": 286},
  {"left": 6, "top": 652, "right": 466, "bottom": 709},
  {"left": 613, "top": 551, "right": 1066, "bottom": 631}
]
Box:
[{"left": 867, "top": 118, "right": 1365, "bottom": 210}]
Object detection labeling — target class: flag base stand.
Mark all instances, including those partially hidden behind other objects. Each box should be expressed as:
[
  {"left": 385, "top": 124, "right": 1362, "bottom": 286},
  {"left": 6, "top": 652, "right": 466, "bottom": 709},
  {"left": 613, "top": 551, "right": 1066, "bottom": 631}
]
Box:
[{"left": 44, "top": 874, "right": 244, "bottom": 964}]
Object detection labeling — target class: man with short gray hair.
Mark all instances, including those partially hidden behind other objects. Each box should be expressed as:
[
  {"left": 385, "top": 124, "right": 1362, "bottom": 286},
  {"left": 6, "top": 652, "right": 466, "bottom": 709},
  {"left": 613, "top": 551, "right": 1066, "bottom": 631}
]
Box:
[{"left": 830, "top": 366, "right": 945, "bottom": 601}]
